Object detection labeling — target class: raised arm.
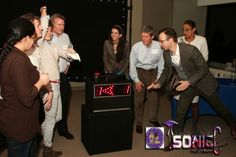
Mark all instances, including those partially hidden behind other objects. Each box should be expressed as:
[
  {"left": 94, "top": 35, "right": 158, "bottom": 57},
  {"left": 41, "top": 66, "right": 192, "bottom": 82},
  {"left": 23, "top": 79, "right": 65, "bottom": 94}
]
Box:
[{"left": 40, "top": 6, "right": 50, "bottom": 42}]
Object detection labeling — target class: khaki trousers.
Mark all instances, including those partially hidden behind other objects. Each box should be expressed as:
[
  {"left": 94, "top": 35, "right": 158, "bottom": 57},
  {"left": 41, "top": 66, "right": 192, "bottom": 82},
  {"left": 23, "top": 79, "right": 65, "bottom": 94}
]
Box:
[{"left": 134, "top": 68, "right": 160, "bottom": 125}]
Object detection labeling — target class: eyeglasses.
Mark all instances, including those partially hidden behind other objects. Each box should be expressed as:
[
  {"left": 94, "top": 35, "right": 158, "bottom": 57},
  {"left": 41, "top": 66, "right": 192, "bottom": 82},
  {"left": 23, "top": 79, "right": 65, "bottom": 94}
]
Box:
[
  {"left": 159, "top": 38, "right": 169, "bottom": 43},
  {"left": 183, "top": 28, "right": 193, "bottom": 32}
]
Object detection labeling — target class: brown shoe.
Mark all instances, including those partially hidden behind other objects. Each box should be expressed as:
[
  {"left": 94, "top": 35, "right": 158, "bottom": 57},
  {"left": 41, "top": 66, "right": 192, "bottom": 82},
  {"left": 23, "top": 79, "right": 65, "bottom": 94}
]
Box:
[{"left": 43, "top": 145, "right": 63, "bottom": 157}]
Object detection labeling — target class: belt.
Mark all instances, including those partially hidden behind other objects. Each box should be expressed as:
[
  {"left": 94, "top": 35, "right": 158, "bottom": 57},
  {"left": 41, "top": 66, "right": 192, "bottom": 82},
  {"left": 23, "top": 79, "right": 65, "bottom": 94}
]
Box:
[
  {"left": 136, "top": 67, "right": 156, "bottom": 72},
  {"left": 49, "top": 80, "right": 60, "bottom": 84}
]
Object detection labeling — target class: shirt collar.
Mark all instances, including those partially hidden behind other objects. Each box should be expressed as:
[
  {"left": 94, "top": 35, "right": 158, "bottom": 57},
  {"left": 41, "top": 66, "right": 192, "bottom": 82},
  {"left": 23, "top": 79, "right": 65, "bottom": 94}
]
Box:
[{"left": 170, "top": 44, "right": 180, "bottom": 57}]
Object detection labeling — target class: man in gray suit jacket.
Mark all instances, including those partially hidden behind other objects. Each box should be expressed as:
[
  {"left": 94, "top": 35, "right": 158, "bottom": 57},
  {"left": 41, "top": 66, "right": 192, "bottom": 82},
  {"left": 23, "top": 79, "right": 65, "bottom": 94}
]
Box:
[{"left": 148, "top": 27, "right": 236, "bottom": 139}]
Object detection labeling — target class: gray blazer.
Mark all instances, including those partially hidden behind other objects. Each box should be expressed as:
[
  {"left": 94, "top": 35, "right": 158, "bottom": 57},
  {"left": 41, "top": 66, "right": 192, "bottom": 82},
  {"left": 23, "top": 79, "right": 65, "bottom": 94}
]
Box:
[
  {"left": 103, "top": 40, "right": 130, "bottom": 75},
  {"left": 158, "top": 43, "right": 218, "bottom": 96}
]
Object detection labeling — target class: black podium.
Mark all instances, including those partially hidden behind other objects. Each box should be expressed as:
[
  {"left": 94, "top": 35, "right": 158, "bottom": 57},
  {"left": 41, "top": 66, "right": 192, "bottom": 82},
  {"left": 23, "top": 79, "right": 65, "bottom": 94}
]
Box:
[{"left": 81, "top": 74, "right": 133, "bottom": 155}]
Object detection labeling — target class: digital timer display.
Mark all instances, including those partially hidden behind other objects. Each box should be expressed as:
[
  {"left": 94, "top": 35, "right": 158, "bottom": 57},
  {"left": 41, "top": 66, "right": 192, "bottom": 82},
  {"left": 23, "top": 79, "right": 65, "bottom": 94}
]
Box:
[{"left": 94, "top": 83, "right": 131, "bottom": 98}]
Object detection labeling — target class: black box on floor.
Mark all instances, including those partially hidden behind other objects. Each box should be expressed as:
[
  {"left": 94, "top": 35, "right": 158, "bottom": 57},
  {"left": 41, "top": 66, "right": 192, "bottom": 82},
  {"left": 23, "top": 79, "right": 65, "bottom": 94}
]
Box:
[{"left": 81, "top": 104, "right": 133, "bottom": 155}]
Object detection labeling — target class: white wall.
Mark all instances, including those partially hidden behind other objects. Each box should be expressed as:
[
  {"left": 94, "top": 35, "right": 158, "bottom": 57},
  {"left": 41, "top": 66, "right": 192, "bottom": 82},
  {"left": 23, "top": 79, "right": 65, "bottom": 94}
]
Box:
[
  {"left": 128, "top": 0, "right": 173, "bottom": 45},
  {"left": 143, "top": 0, "right": 173, "bottom": 39},
  {"left": 127, "top": 0, "right": 143, "bottom": 45},
  {"left": 129, "top": 0, "right": 207, "bottom": 45},
  {"left": 172, "top": 0, "right": 207, "bottom": 37}
]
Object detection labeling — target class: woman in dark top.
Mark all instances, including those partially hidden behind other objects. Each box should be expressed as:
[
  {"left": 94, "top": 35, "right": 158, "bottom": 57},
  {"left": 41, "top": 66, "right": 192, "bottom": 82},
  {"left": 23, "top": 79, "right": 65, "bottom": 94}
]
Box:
[
  {"left": 0, "top": 18, "right": 49, "bottom": 157},
  {"left": 103, "top": 25, "right": 130, "bottom": 77}
]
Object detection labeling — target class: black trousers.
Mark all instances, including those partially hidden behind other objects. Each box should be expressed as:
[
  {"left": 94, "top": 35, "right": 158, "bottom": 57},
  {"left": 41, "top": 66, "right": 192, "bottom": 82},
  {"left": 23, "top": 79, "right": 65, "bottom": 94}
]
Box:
[
  {"left": 0, "top": 132, "right": 6, "bottom": 152},
  {"left": 175, "top": 87, "right": 236, "bottom": 133},
  {"left": 57, "top": 73, "right": 71, "bottom": 132}
]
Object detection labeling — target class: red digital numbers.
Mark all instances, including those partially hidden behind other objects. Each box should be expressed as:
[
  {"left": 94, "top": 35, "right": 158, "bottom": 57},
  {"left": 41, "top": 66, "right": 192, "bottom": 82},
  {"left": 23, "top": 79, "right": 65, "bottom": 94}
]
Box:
[
  {"left": 123, "top": 84, "right": 130, "bottom": 95},
  {"left": 96, "top": 85, "right": 114, "bottom": 96},
  {"left": 94, "top": 83, "right": 131, "bottom": 97}
]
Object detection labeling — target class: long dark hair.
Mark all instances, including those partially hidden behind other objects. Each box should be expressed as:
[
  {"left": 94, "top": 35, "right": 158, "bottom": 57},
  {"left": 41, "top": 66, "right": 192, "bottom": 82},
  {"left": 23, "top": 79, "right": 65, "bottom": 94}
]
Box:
[
  {"left": 109, "top": 25, "right": 127, "bottom": 63},
  {"left": 0, "top": 18, "right": 35, "bottom": 67}
]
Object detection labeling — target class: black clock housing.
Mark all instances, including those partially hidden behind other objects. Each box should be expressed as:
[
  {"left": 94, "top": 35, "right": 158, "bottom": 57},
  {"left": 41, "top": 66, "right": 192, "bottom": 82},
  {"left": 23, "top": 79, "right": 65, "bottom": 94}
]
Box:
[
  {"left": 85, "top": 74, "right": 132, "bottom": 112},
  {"left": 94, "top": 83, "right": 131, "bottom": 98}
]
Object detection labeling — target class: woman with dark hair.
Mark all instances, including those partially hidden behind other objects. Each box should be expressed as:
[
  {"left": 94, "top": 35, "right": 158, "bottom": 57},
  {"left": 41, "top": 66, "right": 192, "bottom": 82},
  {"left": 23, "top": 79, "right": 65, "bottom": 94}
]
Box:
[
  {"left": 103, "top": 25, "right": 130, "bottom": 77},
  {"left": 0, "top": 18, "right": 49, "bottom": 157}
]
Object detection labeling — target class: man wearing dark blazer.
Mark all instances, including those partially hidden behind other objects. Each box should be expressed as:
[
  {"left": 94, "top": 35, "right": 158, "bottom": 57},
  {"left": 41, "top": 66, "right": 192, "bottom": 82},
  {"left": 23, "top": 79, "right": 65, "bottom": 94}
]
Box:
[{"left": 148, "top": 27, "right": 236, "bottom": 139}]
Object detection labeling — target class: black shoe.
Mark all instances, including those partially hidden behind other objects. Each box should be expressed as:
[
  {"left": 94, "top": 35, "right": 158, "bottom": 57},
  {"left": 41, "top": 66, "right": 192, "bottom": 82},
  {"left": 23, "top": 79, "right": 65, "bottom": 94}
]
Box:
[
  {"left": 136, "top": 125, "right": 143, "bottom": 134},
  {"left": 163, "top": 142, "right": 173, "bottom": 151},
  {"left": 58, "top": 130, "right": 75, "bottom": 140},
  {"left": 149, "top": 120, "right": 161, "bottom": 127},
  {"left": 230, "top": 125, "right": 236, "bottom": 139}
]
